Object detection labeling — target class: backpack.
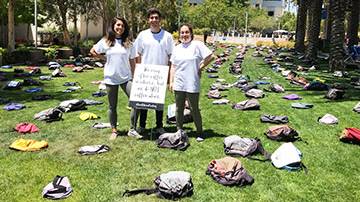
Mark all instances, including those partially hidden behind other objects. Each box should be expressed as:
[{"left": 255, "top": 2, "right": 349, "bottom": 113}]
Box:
[
  {"left": 123, "top": 171, "right": 194, "bottom": 200},
  {"left": 325, "top": 88, "right": 345, "bottom": 100},
  {"left": 232, "top": 99, "right": 260, "bottom": 110},
  {"left": 34, "top": 107, "right": 63, "bottom": 122},
  {"left": 265, "top": 125, "right": 299, "bottom": 142},
  {"left": 207, "top": 90, "right": 223, "bottom": 99},
  {"left": 3, "top": 103, "right": 26, "bottom": 111},
  {"left": 245, "top": 89, "right": 264, "bottom": 98},
  {"left": 269, "top": 83, "right": 285, "bottom": 93},
  {"left": 260, "top": 114, "right": 289, "bottom": 124},
  {"left": 354, "top": 102, "right": 360, "bottom": 113},
  {"left": 58, "top": 99, "right": 86, "bottom": 112},
  {"left": 156, "top": 130, "right": 190, "bottom": 151},
  {"left": 206, "top": 156, "right": 254, "bottom": 186},
  {"left": 291, "top": 102, "right": 313, "bottom": 109},
  {"left": 78, "top": 145, "right": 110, "bottom": 155},
  {"left": 42, "top": 176, "right": 73, "bottom": 200},
  {"left": 340, "top": 128, "right": 360, "bottom": 144},
  {"left": 166, "top": 103, "right": 193, "bottom": 124},
  {"left": 51, "top": 68, "right": 66, "bottom": 77},
  {"left": 14, "top": 122, "right": 39, "bottom": 133},
  {"left": 271, "top": 142, "right": 307, "bottom": 172},
  {"left": 23, "top": 78, "right": 41, "bottom": 86},
  {"left": 224, "top": 135, "right": 270, "bottom": 159},
  {"left": 9, "top": 138, "right": 48, "bottom": 151},
  {"left": 318, "top": 114, "right": 338, "bottom": 125},
  {"left": 4, "top": 81, "right": 22, "bottom": 90}
]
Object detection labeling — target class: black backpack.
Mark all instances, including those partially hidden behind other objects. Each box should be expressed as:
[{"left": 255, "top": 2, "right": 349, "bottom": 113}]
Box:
[{"left": 123, "top": 171, "right": 194, "bottom": 200}]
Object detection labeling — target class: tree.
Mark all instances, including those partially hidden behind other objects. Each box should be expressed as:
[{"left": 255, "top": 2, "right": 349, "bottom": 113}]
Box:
[
  {"left": 295, "top": 0, "right": 308, "bottom": 53},
  {"left": 42, "top": 0, "right": 72, "bottom": 45},
  {"left": 346, "top": 0, "right": 359, "bottom": 46},
  {"left": 305, "top": 0, "right": 323, "bottom": 62},
  {"left": 8, "top": 0, "right": 15, "bottom": 52},
  {"left": 329, "top": 0, "right": 347, "bottom": 71},
  {"left": 278, "top": 12, "right": 296, "bottom": 31}
]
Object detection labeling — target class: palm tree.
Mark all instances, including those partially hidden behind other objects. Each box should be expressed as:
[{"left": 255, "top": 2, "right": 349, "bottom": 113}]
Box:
[
  {"left": 305, "top": 0, "right": 323, "bottom": 62},
  {"left": 295, "top": 0, "right": 308, "bottom": 53},
  {"left": 7, "top": 0, "right": 15, "bottom": 53},
  {"left": 346, "top": 0, "right": 360, "bottom": 46},
  {"left": 329, "top": 0, "right": 347, "bottom": 71}
]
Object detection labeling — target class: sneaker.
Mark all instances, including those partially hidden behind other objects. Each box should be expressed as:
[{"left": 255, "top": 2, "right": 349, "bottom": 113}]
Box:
[
  {"left": 153, "top": 127, "right": 166, "bottom": 135},
  {"left": 196, "top": 136, "right": 205, "bottom": 142},
  {"left": 127, "top": 129, "right": 143, "bottom": 139},
  {"left": 137, "top": 127, "right": 145, "bottom": 134}
]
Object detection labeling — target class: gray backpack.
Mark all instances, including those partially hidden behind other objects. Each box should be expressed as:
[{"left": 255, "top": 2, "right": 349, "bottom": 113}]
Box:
[
  {"left": 260, "top": 114, "right": 289, "bottom": 124},
  {"left": 42, "top": 176, "right": 72, "bottom": 200},
  {"left": 224, "top": 135, "right": 270, "bottom": 159},
  {"left": 58, "top": 99, "right": 86, "bottom": 112},
  {"left": 123, "top": 171, "right": 194, "bottom": 200},
  {"left": 156, "top": 130, "right": 190, "bottom": 151},
  {"left": 232, "top": 99, "right": 260, "bottom": 110},
  {"left": 34, "top": 107, "right": 63, "bottom": 122},
  {"left": 245, "top": 89, "right": 264, "bottom": 98}
]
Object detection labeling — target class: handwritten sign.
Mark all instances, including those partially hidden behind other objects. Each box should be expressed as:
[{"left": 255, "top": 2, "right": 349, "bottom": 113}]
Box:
[{"left": 129, "top": 64, "right": 169, "bottom": 110}]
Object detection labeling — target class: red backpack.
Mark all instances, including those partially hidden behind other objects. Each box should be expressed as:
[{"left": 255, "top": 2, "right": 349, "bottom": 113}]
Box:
[
  {"left": 15, "top": 122, "right": 39, "bottom": 133},
  {"left": 340, "top": 128, "right": 360, "bottom": 144}
]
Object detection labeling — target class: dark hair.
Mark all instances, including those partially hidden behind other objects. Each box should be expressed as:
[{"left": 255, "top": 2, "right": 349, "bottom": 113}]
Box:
[
  {"left": 147, "top": 8, "right": 162, "bottom": 19},
  {"left": 179, "top": 23, "right": 194, "bottom": 41},
  {"left": 105, "top": 17, "right": 130, "bottom": 48}
]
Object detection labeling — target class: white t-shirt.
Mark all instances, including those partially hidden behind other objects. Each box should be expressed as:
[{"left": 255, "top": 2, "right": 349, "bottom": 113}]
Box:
[
  {"left": 170, "top": 41, "right": 212, "bottom": 93},
  {"left": 134, "top": 29, "right": 174, "bottom": 65},
  {"left": 93, "top": 38, "right": 136, "bottom": 85}
]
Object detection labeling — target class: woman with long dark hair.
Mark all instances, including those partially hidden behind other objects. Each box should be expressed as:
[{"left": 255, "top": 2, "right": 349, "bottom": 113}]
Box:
[
  {"left": 169, "top": 23, "right": 214, "bottom": 142},
  {"left": 90, "top": 17, "right": 142, "bottom": 140}
]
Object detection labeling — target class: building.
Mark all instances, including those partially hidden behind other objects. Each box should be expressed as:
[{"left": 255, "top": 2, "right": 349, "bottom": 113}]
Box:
[{"left": 251, "top": 0, "right": 297, "bottom": 17}]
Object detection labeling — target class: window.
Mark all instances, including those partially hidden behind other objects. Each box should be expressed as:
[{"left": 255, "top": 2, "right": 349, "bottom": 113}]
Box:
[
  {"left": 255, "top": 4, "right": 259, "bottom": 8},
  {"left": 268, "top": 11, "right": 274, "bottom": 16}
]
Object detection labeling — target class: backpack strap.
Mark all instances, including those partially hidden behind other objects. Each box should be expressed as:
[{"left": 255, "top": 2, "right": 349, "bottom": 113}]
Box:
[
  {"left": 301, "top": 162, "right": 308, "bottom": 174},
  {"left": 47, "top": 176, "right": 67, "bottom": 194},
  {"left": 247, "top": 138, "right": 271, "bottom": 162},
  {"left": 123, "top": 188, "right": 157, "bottom": 197}
]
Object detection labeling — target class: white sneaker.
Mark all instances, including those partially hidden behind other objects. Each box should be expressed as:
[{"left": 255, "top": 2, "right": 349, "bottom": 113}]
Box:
[
  {"left": 153, "top": 127, "right": 166, "bottom": 135},
  {"left": 127, "top": 129, "right": 143, "bottom": 139}
]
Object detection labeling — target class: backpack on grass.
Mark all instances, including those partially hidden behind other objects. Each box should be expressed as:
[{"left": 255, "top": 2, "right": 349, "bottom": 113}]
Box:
[
  {"left": 14, "top": 122, "right": 39, "bottom": 133},
  {"left": 58, "top": 99, "right": 86, "bottom": 112},
  {"left": 232, "top": 99, "right": 260, "bottom": 110},
  {"left": 271, "top": 142, "right": 307, "bottom": 173},
  {"left": 156, "top": 130, "right": 190, "bottom": 151},
  {"left": 260, "top": 114, "right": 289, "bottom": 124},
  {"left": 206, "top": 156, "right": 254, "bottom": 186},
  {"left": 353, "top": 102, "right": 360, "bottom": 113},
  {"left": 123, "top": 171, "right": 194, "bottom": 200},
  {"left": 325, "top": 88, "right": 345, "bottom": 100},
  {"left": 42, "top": 175, "right": 73, "bottom": 200},
  {"left": 78, "top": 145, "right": 110, "bottom": 155},
  {"left": 265, "top": 125, "right": 300, "bottom": 142},
  {"left": 224, "top": 135, "right": 270, "bottom": 159},
  {"left": 166, "top": 103, "right": 193, "bottom": 124},
  {"left": 34, "top": 107, "right": 63, "bottom": 122},
  {"left": 340, "top": 128, "right": 360, "bottom": 144}
]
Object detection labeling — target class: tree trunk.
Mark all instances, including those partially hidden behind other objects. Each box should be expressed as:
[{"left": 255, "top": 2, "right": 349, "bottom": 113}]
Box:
[
  {"left": 346, "top": 0, "right": 360, "bottom": 46},
  {"left": 329, "top": 0, "right": 347, "bottom": 71},
  {"left": 325, "top": 2, "right": 332, "bottom": 41},
  {"left": 305, "top": 0, "right": 323, "bottom": 62},
  {"left": 59, "top": 5, "right": 71, "bottom": 45},
  {"left": 7, "top": 0, "right": 15, "bottom": 53},
  {"left": 295, "top": 0, "right": 307, "bottom": 53},
  {"left": 85, "top": 16, "right": 89, "bottom": 40}
]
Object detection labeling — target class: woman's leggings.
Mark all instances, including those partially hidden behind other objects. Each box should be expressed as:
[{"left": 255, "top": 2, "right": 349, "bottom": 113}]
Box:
[
  {"left": 174, "top": 91, "right": 202, "bottom": 134},
  {"left": 106, "top": 81, "right": 137, "bottom": 129}
]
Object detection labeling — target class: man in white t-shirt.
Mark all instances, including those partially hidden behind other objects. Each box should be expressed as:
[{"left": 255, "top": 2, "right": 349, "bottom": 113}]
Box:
[{"left": 134, "top": 8, "right": 174, "bottom": 135}]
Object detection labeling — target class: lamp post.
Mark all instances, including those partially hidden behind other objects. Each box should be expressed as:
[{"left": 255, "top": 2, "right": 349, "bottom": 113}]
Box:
[{"left": 34, "top": 0, "right": 37, "bottom": 48}]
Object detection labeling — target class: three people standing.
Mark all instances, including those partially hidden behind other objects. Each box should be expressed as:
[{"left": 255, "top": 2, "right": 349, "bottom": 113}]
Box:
[{"left": 91, "top": 8, "right": 213, "bottom": 141}]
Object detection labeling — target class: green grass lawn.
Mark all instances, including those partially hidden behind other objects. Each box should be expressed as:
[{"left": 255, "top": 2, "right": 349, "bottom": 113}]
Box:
[{"left": 1, "top": 46, "right": 360, "bottom": 202}]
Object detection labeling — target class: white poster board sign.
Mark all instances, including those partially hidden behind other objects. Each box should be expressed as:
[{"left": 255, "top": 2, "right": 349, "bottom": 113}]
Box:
[{"left": 129, "top": 64, "right": 169, "bottom": 110}]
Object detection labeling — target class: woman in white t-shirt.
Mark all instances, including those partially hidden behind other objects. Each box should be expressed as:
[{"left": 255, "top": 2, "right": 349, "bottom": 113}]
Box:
[
  {"left": 169, "top": 24, "right": 214, "bottom": 141},
  {"left": 90, "top": 17, "right": 142, "bottom": 140}
]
